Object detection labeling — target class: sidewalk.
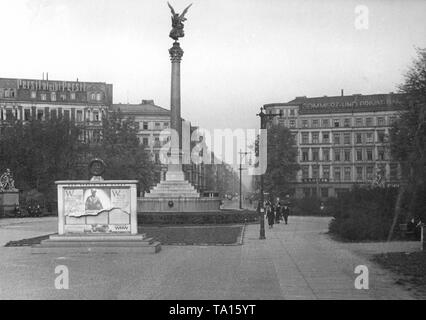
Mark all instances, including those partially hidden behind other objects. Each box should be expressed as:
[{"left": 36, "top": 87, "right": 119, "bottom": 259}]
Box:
[
  {"left": 0, "top": 217, "right": 57, "bottom": 246},
  {"left": 0, "top": 216, "right": 417, "bottom": 299},
  {"left": 241, "top": 217, "right": 415, "bottom": 299}
]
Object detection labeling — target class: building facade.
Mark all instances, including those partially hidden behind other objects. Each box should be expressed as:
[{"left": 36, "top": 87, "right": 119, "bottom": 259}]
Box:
[
  {"left": 264, "top": 93, "right": 406, "bottom": 198},
  {"left": 112, "top": 100, "right": 207, "bottom": 192},
  {"left": 0, "top": 77, "right": 112, "bottom": 143}
]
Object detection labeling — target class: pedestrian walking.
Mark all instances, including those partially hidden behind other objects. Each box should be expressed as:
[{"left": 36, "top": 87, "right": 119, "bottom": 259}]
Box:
[
  {"left": 282, "top": 205, "right": 290, "bottom": 225},
  {"left": 266, "top": 203, "right": 275, "bottom": 229},
  {"left": 275, "top": 203, "right": 282, "bottom": 223}
]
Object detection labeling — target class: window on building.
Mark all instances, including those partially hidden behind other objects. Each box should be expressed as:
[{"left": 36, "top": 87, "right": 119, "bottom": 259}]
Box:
[
  {"left": 356, "top": 149, "right": 363, "bottom": 161},
  {"left": 303, "top": 187, "right": 311, "bottom": 197},
  {"left": 143, "top": 122, "right": 149, "bottom": 130},
  {"left": 301, "top": 132, "right": 309, "bottom": 144},
  {"left": 377, "top": 117, "right": 386, "bottom": 126},
  {"left": 76, "top": 110, "right": 83, "bottom": 122},
  {"left": 164, "top": 122, "right": 169, "bottom": 128},
  {"left": 366, "top": 132, "right": 374, "bottom": 143},
  {"left": 155, "top": 122, "right": 161, "bottom": 128},
  {"left": 60, "top": 94, "right": 66, "bottom": 101},
  {"left": 378, "top": 148, "right": 385, "bottom": 161},
  {"left": 63, "top": 110, "right": 70, "bottom": 121},
  {"left": 312, "top": 165, "right": 319, "bottom": 179},
  {"left": 356, "top": 133, "right": 362, "bottom": 144},
  {"left": 37, "top": 110, "right": 44, "bottom": 120},
  {"left": 333, "top": 133, "right": 341, "bottom": 144},
  {"left": 302, "top": 120, "right": 309, "bottom": 128},
  {"left": 290, "top": 109, "right": 295, "bottom": 116},
  {"left": 334, "top": 148, "right": 341, "bottom": 161},
  {"left": 31, "top": 91, "right": 36, "bottom": 99},
  {"left": 366, "top": 148, "right": 373, "bottom": 161},
  {"left": 93, "top": 111, "right": 99, "bottom": 121},
  {"left": 321, "top": 188, "right": 329, "bottom": 198},
  {"left": 51, "top": 92, "right": 56, "bottom": 101},
  {"left": 312, "top": 148, "right": 319, "bottom": 161},
  {"left": 302, "top": 149, "right": 309, "bottom": 162},
  {"left": 24, "top": 109, "right": 31, "bottom": 121},
  {"left": 312, "top": 132, "right": 319, "bottom": 144},
  {"left": 279, "top": 109, "right": 283, "bottom": 118},
  {"left": 40, "top": 93, "right": 47, "bottom": 101},
  {"left": 344, "top": 149, "right": 351, "bottom": 162},
  {"left": 5, "top": 109, "right": 13, "bottom": 121},
  {"left": 356, "top": 167, "right": 363, "bottom": 181},
  {"left": 312, "top": 119, "right": 319, "bottom": 128},
  {"left": 334, "top": 167, "right": 341, "bottom": 181},
  {"left": 323, "top": 166, "right": 330, "bottom": 179},
  {"left": 334, "top": 119, "right": 340, "bottom": 128},
  {"left": 378, "top": 130, "right": 386, "bottom": 143},
  {"left": 96, "top": 93, "right": 102, "bottom": 101},
  {"left": 344, "top": 167, "right": 351, "bottom": 181},
  {"left": 142, "top": 137, "right": 149, "bottom": 145},
  {"left": 70, "top": 92, "right": 76, "bottom": 100},
  {"left": 301, "top": 166, "right": 309, "bottom": 179},
  {"left": 91, "top": 93, "right": 96, "bottom": 100},
  {"left": 93, "top": 130, "right": 101, "bottom": 143},
  {"left": 323, "top": 148, "right": 330, "bottom": 161},
  {"left": 289, "top": 119, "right": 296, "bottom": 128},
  {"left": 344, "top": 118, "right": 351, "bottom": 127},
  {"left": 390, "top": 164, "right": 398, "bottom": 180},
  {"left": 343, "top": 132, "right": 351, "bottom": 144},
  {"left": 322, "top": 132, "right": 330, "bottom": 143},
  {"left": 366, "top": 166, "right": 374, "bottom": 180},
  {"left": 366, "top": 117, "right": 373, "bottom": 126},
  {"left": 322, "top": 119, "right": 330, "bottom": 127},
  {"left": 355, "top": 118, "right": 363, "bottom": 127}
]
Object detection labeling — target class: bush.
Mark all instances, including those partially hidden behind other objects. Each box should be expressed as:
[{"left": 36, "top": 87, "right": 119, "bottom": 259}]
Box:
[
  {"left": 292, "top": 197, "right": 330, "bottom": 216},
  {"left": 328, "top": 186, "right": 408, "bottom": 241},
  {"left": 138, "top": 210, "right": 258, "bottom": 225}
]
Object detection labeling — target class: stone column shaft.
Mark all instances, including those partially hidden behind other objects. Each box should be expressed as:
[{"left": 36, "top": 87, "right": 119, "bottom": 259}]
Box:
[{"left": 167, "top": 42, "right": 185, "bottom": 178}]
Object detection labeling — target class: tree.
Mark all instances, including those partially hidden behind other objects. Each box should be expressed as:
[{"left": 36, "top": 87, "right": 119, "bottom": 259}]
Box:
[
  {"left": 0, "top": 118, "right": 86, "bottom": 200},
  {"left": 89, "top": 111, "right": 159, "bottom": 195},
  {"left": 253, "top": 124, "right": 300, "bottom": 200},
  {"left": 389, "top": 47, "right": 426, "bottom": 222}
]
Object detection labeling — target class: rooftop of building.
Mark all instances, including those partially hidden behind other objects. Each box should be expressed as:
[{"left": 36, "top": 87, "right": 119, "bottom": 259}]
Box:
[
  {"left": 112, "top": 100, "right": 170, "bottom": 115},
  {"left": 264, "top": 92, "right": 407, "bottom": 114},
  {"left": 0, "top": 76, "right": 111, "bottom": 85}
]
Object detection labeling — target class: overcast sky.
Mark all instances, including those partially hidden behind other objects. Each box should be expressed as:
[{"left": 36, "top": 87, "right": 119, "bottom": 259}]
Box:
[{"left": 1, "top": 0, "right": 426, "bottom": 134}]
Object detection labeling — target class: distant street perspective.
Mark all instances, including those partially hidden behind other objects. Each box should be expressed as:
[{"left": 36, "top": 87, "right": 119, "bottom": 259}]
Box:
[{"left": 1, "top": 1, "right": 426, "bottom": 301}]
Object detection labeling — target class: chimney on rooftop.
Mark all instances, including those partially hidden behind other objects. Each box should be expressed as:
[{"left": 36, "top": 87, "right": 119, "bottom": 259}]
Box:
[
  {"left": 46, "top": 72, "right": 49, "bottom": 81},
  {"left": 42, "top": 72, "right": 44, "bottom": 80},
  {"left": 341, "top": 89, "right": 344, "bottom": 96}
]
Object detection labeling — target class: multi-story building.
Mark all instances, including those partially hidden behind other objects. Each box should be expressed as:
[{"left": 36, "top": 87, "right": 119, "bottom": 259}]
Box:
[
  {"left": 112, "top": 100, "right": 207, "bottom": 192},
  {"left": 264, "top": 92, "right": 406, "bottom": 198},
  {"left": 0, "top": 76, "right": 113, "bottom": 142}
]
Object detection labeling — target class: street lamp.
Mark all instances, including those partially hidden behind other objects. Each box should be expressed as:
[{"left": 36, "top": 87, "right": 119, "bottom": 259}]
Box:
[
  {"left": 238, "top": 149, "right": 251, "bottom": 210},
  {"left": 256, "top": 106, "right": 276, "bottom": 240}
]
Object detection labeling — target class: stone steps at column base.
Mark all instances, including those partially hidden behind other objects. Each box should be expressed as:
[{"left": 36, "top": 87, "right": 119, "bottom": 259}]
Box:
[{"left": 144, "top": 193, "right": 200, "bottom": 198}]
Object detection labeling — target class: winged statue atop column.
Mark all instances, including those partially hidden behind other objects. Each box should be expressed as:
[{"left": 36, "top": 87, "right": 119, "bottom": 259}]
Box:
[{"left": 168, "top": 2, "right": 192, "bottom": 41}]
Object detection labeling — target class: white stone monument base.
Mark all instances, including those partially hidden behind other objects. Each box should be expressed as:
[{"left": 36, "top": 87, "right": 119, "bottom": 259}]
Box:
[{"left": 33, "top": 233, "right": 161, "bottom": 254}]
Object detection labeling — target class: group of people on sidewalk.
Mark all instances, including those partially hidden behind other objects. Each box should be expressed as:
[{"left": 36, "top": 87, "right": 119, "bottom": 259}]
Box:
[{"left": 258, "top": 198, "right": 291, "bottom": 229}]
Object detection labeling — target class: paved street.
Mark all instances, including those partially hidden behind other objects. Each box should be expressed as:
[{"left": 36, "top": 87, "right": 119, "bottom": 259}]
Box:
[{"left": 0, "top": 216, "right": 417, "bottom": 299}]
